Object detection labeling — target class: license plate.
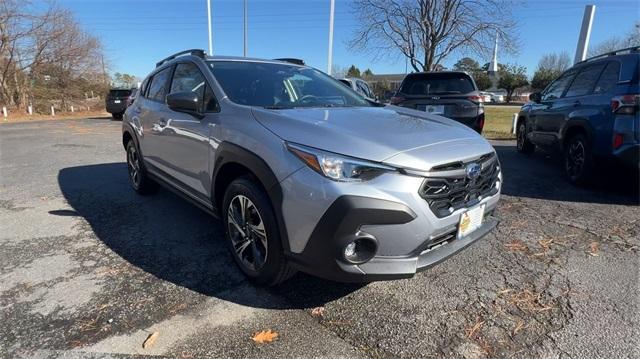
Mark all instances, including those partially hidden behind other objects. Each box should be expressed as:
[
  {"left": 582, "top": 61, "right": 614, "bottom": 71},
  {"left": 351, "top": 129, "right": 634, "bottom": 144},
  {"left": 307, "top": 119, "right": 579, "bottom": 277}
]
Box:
[
  {"left": 419, "top": 105, "right": 444, "bottom": 114},
  {"left": 457, "top": 204, "right": 485, "bottom": 239},
  {"left": 114, "top": 100, "right": 121, "bottom": 103}
]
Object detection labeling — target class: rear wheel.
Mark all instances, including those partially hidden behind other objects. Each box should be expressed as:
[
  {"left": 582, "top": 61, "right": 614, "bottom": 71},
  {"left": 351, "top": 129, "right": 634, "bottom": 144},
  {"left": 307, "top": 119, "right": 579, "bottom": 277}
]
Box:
[
  {"left": 564, "top": 133, "right": 595, "bottom": 185},
  {"left": 222, "top": 177, "right": 295, "bottom": 286},
  {"left": 516, "top": 121, "right": 535, "bottom": 154},
  {"left": 126, "top": 140, "right": 156, "bottom": 195}
]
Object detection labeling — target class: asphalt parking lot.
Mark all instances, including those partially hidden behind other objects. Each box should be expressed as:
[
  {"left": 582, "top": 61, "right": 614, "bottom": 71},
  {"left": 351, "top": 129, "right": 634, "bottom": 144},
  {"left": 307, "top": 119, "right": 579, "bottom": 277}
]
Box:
[{"left": 1, "top": 118, "right": 638, "bottom": 358}]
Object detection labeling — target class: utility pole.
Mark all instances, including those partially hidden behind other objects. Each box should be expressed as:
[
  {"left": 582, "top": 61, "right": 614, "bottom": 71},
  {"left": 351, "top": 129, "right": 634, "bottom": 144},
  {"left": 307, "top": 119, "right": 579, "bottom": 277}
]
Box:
[
  {"left": 207, "top": 0, "right": 213, "bottom": 55},
  {"left": 574, "top": 5, "right": 596, "bottom": 64},
  {"left": 327, "top": 0, "right": 335, "bottom": 75},
  {"left": 243, "top": 0, "right": 248, "bottom": 57}
]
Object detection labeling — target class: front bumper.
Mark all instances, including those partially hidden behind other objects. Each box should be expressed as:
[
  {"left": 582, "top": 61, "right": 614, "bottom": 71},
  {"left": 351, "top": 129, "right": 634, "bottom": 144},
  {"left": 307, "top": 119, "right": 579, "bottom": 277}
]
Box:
[{"left": 281, "top": 166, "right": 500, "bottom": 282}]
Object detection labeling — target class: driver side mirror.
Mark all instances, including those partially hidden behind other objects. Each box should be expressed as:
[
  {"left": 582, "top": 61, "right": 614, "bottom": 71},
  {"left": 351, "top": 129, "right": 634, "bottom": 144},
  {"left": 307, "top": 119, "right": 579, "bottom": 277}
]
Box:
[
  {"left": 529, "top": 92, "right": 542, "bottom": 103},
  {"left": 167, "top": 92, "right": 203, "bottom": 118}
]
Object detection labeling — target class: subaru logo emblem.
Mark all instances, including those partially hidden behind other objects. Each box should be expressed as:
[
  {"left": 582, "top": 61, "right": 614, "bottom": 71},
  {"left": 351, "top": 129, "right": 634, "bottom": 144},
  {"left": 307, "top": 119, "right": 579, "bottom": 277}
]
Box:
[{"left": 465, "top": 163, "right": 481, "bottom": 179}]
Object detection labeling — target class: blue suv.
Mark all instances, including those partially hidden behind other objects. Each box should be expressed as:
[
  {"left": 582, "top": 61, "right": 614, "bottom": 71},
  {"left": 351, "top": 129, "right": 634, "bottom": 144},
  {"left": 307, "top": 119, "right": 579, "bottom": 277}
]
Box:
[{"left": 516, "top": 47, "right": 639, "bottom": 184}]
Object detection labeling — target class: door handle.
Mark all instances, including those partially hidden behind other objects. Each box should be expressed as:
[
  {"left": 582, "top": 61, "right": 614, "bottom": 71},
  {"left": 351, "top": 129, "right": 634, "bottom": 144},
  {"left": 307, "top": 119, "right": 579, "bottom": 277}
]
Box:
[{"left": 573, "top": 100, "right": 581, "bottom": 107}]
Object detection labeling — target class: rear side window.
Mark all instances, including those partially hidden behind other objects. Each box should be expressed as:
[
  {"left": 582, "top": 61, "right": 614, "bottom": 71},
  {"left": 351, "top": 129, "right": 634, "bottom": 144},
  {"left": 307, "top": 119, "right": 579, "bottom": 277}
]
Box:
[
  {"left": 147, "top": 66, "right": 172, "bottom": 102},
  {"left": 565, "top": 64, "right": 605, "bottom": 97},
  {"left": 594, "top": 62, "right": 620, "bottom": 94},
  {"left": 400, "top": 73, "right": 475, "bottom": 95},
  {"left": 542, "top": 69, "right": 577, "bottom": 101},
  {"left": 139, "top": 78, "right": 149, "bottom": 97}
]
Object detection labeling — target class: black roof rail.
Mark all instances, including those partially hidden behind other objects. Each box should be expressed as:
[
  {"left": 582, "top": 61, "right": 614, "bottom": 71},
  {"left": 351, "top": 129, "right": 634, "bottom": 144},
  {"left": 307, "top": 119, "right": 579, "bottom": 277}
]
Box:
[
  {"left": 578, "top": 45, "right": 640, "bottom": 64},
  {"left": 274, "top": 58, "right": 305, "bottom": 65},
  {"left": 156, "top": 49, "right": 206, "bottom": 68}
]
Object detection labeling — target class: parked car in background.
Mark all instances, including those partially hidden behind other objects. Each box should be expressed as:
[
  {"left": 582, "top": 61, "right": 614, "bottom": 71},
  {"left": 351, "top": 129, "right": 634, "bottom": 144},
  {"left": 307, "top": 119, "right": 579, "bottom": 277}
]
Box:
[
  {"left": 122, "top": 49, "right": 501, "bottom": 285},
  {"left": 105, "top": 88, "right": 133, "bottom": 119},
  {"left": 489, "top": 92, "right": 504, "bottom": 103},
  {"left": 516, "top": 46, "right": 639, "bottom": 184},
  {"left": 390, "top": 71, "right": 485, "bottom": 133},
  {"left": 338, "top": 77, "right": 376, "bottom": 101},
  {"left": 479, "top": 91, "right": 492, "bottom": 103}
]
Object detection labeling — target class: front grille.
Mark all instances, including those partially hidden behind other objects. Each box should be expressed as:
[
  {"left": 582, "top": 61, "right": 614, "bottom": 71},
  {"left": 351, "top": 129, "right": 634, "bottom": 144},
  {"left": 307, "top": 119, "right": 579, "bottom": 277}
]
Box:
[{"left": 419, "top": 155, "right": 500, "bottom": 218}]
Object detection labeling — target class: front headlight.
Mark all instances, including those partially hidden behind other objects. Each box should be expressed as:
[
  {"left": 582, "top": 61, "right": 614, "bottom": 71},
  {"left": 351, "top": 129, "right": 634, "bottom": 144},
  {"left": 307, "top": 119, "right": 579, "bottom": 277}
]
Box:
[{"left": 286, "top": 143, "right": 396, "bottom": 182}]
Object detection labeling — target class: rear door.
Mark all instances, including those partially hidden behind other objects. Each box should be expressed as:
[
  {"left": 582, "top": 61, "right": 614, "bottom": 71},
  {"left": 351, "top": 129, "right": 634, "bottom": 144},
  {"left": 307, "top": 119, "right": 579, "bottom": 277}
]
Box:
[
  {"left": 397, "top": 73, "right": 480, "bottom": 126},
  {"left": 138, "top": 65, "right": 173, "bottom": 170}
]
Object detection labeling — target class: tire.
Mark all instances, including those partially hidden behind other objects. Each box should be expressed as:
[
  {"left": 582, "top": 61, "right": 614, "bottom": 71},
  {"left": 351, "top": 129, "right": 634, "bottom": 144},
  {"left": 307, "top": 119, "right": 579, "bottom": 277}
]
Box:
[
  {"left": 516, "top": 120, "right": 535, "bottom": 154},
  {"left": 125, "top": 140, "right": 157, "bottom": 195},
  {"left": 222, "top": 176, "right": 295, "bottom": 286},
  {"left": 564, "top": 133, "right": 595, "bottom": 185}
]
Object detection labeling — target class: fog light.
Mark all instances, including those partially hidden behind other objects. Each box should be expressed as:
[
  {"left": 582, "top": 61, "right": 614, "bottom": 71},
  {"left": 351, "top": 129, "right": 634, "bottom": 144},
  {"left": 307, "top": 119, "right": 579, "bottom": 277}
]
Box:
[
  {"left": 342, "top": 234, "right": 377, "bottom": 264},
  {"left": 344, "top": 242, "right": 357, "bottom": 257}
]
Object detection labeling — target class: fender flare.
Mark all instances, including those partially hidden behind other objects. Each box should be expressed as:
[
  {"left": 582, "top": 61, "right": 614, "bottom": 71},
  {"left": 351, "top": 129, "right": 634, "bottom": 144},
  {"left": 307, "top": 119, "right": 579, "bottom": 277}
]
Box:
[{"left": 212, "top": 142, "right": 291, "bottom": 252}]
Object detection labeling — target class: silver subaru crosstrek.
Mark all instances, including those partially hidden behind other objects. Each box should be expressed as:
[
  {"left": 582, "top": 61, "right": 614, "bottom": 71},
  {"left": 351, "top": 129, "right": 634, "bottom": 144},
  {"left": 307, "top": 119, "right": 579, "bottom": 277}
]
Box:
[{"left": 122, "top": 49, "right": 501, "bottom": 285}]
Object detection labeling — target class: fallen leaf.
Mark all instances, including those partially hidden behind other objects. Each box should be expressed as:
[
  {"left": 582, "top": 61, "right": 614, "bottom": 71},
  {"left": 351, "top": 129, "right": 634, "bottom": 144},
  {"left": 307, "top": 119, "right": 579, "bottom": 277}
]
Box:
[
  {"left": 589, "top": 242, "right": 599, "bottom": 256},
  {"left": 251, "top": 329, "right": 278, "bottom": 344},
  {"left": 311, "top": 307, "right": 325, "bottom": 318},
  {"left": 142, "top": 331, "right": 160, "bottom": 349}
]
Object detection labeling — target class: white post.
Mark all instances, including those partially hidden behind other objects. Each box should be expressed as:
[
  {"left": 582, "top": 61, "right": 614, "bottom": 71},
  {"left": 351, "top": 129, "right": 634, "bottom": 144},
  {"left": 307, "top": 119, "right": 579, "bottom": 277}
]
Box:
[
  {"left": 2, "top": 106, "right": 7, "bottom": 119},
  {"left": 28, "top": 105, "right": 33, "bottom": 115},
  {"left": 327, "top": 0, "right": 335, "bottom": 75},
  {"left": 51, "top": 106, "right": 55, "bottom": 116},
  {"left": 511, "top": 113, "right": 518, "bottom": 135},
  {"left": 243, "top": 0, "right": 248, "bottom": 57},
  {"left": 207, "top": 0, "right": 213, "bottom": 55},
  {"left": 574, "top": 5, "right": 596, "bottom": 64}
]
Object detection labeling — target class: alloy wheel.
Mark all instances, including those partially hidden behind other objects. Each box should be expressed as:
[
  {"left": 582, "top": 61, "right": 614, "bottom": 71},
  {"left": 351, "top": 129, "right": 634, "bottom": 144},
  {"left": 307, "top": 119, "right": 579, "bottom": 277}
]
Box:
[
  {"left": 517, "top": 123, "right": 525, "bottom": 150},
  {"left": 566, "top": 140, "right": 585, "bottom": 178},
  {"left": 227, "top": 194, "right": 268, "bottom": 272},
  {"left": 127, "top": 144, "right": 141, "bottom": 188}
]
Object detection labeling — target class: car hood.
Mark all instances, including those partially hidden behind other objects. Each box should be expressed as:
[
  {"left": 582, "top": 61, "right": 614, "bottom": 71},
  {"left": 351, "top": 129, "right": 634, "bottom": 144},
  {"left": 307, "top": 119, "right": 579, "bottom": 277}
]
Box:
[{"left": 251, "top": 105, "right": 495, "bottom": 171}]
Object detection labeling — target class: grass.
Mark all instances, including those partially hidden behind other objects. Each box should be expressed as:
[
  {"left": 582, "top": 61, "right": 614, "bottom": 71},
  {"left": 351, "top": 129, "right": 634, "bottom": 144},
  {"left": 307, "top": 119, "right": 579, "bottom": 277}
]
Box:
[{"left": 483, "top": 105, "right": 520, "bottom": 140}]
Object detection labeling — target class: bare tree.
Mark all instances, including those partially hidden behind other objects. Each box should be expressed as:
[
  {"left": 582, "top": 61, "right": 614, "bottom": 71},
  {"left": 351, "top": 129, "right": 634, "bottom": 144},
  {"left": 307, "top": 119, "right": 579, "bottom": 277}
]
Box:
[
  {"left": 588, "top": 21, "right": 640, "bottom": 57},
  {"left": 349, "top": 0, "right": 518, "bottom": 72},
  {"left": 0, "top": 0, "right": 106, "bottom": 109}
]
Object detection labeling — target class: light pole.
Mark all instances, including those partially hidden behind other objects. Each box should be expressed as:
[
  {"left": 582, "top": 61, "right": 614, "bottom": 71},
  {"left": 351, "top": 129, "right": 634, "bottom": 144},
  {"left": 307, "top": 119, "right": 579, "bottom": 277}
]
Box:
[
  {"left": 243, "top": 0, "right": 248, "bottom": 57},
  {"left": 327, "top": 0, "right": 335, "bottom": 75},
  {"left": 574, "top": 4, "right": 596, "bottom": 64},
  {"left": 207, "top": 0, "right": 213, "bottom": 55}
]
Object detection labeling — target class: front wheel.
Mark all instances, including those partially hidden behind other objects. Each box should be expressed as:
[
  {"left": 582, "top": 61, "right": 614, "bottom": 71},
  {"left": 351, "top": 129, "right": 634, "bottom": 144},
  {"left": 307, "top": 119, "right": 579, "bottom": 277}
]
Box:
[
  {"left": 222, "top": 177, "right": 295, "bottom": 286},
  {"left": 564, "top": 133, "right": 595, "bottom": 185},
  {"left": 516, "top": 121, "right": 535, "bottom": 154}
]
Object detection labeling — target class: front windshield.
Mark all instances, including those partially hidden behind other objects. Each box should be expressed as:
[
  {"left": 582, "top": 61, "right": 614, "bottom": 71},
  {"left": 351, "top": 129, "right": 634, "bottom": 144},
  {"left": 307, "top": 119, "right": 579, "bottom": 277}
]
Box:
[{"left": 207, "top": 61, "right": 371, "bottom": 108}]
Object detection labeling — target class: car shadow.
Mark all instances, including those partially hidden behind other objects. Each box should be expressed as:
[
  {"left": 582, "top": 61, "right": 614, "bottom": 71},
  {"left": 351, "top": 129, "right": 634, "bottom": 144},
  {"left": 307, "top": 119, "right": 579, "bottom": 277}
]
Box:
[
  {"left": 57, "top": 163, "right": 363, "bottom": 310},
  {"left": 493, "top": 142, "right": 639, "bottom": 205}
]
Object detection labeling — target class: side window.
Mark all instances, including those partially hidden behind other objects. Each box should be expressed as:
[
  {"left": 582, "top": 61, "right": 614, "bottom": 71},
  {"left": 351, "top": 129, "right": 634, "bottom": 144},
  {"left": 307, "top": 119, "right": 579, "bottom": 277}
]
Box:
[
  {"left": 594, "top": 62, "right": 620, "bottom": 94},
  {"left": 147, "top": 66, "right": 172, "bottom": 102},
  {"left": 542, "top": 69, "right": 577, "bottom": 101},
  {"left": 564, "top": 63, "right": 605, "bottom": 98},
  {"left": 170, "top": 62, "right": 206, "bottom": 97},
  {"left": 356, "top": 81, "right": 368, "bottom": 97}
]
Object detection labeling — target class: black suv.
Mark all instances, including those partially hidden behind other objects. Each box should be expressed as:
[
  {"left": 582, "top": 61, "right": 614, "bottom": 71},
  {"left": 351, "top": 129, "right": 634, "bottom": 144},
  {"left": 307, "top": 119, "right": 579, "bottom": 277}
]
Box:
[
  {"left": 105, "top": 88, "right": 133, "bottom": 119},
  {"left": 390, "top": 71, "right": 485, "bottom": 133},
  {"left": 516, "top": 47, "right": 639, "bottom": 184}
]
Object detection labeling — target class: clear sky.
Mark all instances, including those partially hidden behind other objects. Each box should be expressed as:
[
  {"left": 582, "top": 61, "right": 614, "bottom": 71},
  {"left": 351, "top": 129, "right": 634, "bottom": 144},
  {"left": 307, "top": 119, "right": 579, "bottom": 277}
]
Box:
[{"left": 58, "top": 0, "right": 639, "bottom": 78}]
